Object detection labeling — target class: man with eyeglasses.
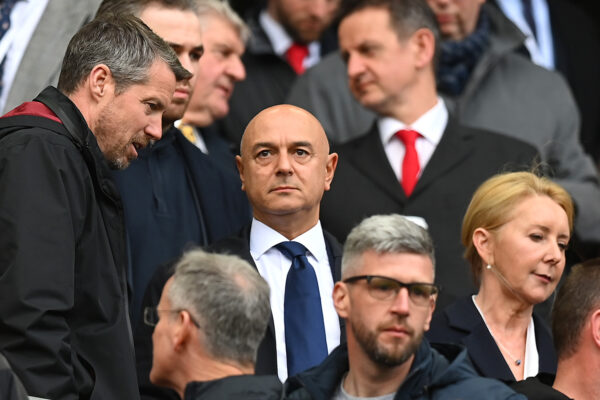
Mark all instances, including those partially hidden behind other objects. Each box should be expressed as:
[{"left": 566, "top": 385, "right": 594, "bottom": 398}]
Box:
[
  {"left": 283, "top": 214, "right": 524, "bottom": 399},
  {"left": 144, "top": 248, "right": 282, "bottom": 399}
]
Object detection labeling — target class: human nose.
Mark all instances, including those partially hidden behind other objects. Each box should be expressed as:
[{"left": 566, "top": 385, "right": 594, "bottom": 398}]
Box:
[
  {"left": 346, "top": 53, "right": 365, "bottom": 79},
  {"left": 389, "top": 287, "right": 411, "bottom": 315},
  {"left": 227, "top": 57, "right": 246, "bottom": 82},
  {"left": 275, "top": 151, "right": 293, "bottom": 175},
  {"left": 146, "top": 114, "right": 163, "bottom": 141},
  {"left": 544, "top": 241, "right": 563, "bottom": 265}
]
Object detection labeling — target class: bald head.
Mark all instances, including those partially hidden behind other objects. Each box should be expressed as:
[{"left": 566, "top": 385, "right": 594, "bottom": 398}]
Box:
[
  {"left": 236, "top": 105, "right": 338, "bottom": 238},
  {"left": 240, "top": 105, "right": 330, "bottom": 156}
]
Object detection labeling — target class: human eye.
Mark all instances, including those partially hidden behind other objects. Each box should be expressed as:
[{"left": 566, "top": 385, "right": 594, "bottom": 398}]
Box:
[
  {"left": 190, "top": 50, "right": 203, "bottom": 62},
  {"left": 369, "top": 277, "right": 397, "bottom": 295},
  {"left": 557, "top": 241, "right": 568, "bottom": 251},
  {"left": 256, "top": 149, "right": 271, "bottom": 158},
  {"left": 409, "top": 284, "right": 433, "bottom": 300},
  {"left": 145, "top": 102, "right": 159, "bottom": 114},
  {"left": 529, "top": 233, "right": 543, "bottom": 241}
]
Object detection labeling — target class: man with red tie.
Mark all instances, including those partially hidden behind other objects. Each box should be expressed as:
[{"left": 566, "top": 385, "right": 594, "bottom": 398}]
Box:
[
  {"left": 319, "top": 0, "right": 539, "bottom": 312},
  {"left": 216, "top": 0, "right": 341, "bottom": 153}
]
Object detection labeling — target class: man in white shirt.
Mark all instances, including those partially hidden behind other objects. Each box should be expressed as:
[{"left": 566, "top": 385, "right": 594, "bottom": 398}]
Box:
[
  {"left": 320, "top": 0, "right": 539, "bottom": 312},
  {"left": 138, "top": 104, "right": 342, "bottom": 387}
]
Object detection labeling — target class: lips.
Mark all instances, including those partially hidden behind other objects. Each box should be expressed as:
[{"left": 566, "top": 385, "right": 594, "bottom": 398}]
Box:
[
  {"left": 270, "top": 185, "right": 298, "bottom": 193},
  {"left": 533, "top": 273, "right": 552, "bottom": 284}
]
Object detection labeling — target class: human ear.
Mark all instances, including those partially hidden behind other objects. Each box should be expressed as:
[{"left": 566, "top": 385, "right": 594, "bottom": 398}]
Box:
[
  {"left": 323, "top": 152, "right": 338, "bottom": 191},
  {"left": 88, "top": 64, "right": 113, "bottom": 100},
  {"left": 332, "top": 281, "right": 350, "bottom": 319},
  {"left": 411, "top": 28, "right": 435, "bottom": 69},
  {"left": 236, "top": 155, "right": 246, "bottom": 191},
  {"left": 473, "top": 227, "right": 494, "bottom": 266}
]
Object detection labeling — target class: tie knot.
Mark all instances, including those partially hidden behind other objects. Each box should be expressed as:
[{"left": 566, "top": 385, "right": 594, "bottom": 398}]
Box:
[
  {"left": 395, "top": 129, "right": 420, "bottom": 146},
  {"left": 179, "top": 123, "right": 196, "bottom": 144},
  {"left": 286, "top": 43, "right": 309, "bottom": 75},
  {"left": 275, "top": 241, "right": 308, "bottom": 260}
]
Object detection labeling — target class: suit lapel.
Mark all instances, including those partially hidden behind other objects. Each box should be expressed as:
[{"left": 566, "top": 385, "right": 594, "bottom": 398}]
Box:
[
  {"left": 412, "top": 118, "right": 474, "bottom": 197},
  {"left": 343, "top": 124, "right": 406, "bottom": 204},
  {"left": 444, "top": 297, "right": 516, "bottom": 382}
]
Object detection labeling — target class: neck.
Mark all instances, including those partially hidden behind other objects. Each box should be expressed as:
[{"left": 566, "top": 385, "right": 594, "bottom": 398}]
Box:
[
  {"left": 175, "top": 356, "right": 254, "bottom": 398},
  {"left": 386, "top": 74, "right": 438, "bottom": 124},
  {"left": 554, "top": 354, "right": 600, "bottom": 400},
  {"left": 476, "top": 276, "right": 533, "bottom": 331},
  {"left": 254, "top": 211, "right": 319, "bottom": 240},
  {"left": 182, "top": 110, "right": 212, "bottom": 128},
  {"left": 344, "top": 336, "right": 412, "bottom": 397}
]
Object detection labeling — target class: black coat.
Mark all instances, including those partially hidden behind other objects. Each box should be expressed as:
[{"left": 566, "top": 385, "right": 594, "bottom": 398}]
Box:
[
  {"left": 427, "top": 296, "right": 557, "bottom": 382},
  {"left": 183, "top": 375, "right": 282, "bottom": 400},
  {"left": 320, "top": 119, "right": 539, "bottom": 310},
  {"left": 0, "top": 87, "right": 139, "bottom": 400}
]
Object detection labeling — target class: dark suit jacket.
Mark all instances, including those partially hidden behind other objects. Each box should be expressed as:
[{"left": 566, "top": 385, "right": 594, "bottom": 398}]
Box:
[
  {"left": 134, "top": 224, "right": 343, "bottom": 400},
  {"left": 320, "top": 119, "right": 538, "bottom": 310},
  {"left": 426, "top": 296, "right": 557, "bottom": 382}
]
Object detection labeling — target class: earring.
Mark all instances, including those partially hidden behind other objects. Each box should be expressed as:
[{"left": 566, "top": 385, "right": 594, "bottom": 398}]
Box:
[{"left": 486, "top": 264, "right": 492, "bottom": 270}]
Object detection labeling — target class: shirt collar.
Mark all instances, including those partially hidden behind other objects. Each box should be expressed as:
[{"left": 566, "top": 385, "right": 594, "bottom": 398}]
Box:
[
  {"left": 378, "top": 97, "right": 448, "bottom": 146},
  {"left": 250, "top": 218, "right": 328, "bottom": 263}
]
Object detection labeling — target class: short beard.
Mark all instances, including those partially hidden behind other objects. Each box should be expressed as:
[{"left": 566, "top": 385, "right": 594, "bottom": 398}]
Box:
[{"left": 352, "top": 319, "right": 422, "bottom": 367}]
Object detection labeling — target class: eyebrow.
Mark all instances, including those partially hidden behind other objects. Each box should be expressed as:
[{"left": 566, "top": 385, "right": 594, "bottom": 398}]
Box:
[{"left": 251, "top": 141, "right": 314, "bottom": 151}]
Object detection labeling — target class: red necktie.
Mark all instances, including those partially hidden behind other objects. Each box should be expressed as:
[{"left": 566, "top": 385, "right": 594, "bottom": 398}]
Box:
[
  {"left": 396, "top": 129, "right": 421, "bottom": 196},
  {"left": 286, "top": 43, "right": 309, "bottom": 75}
]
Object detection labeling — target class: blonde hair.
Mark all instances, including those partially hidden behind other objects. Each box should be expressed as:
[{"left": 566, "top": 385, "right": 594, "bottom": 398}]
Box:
[{"left": 462, "top": 171, "right": 573, "bottom": 284}]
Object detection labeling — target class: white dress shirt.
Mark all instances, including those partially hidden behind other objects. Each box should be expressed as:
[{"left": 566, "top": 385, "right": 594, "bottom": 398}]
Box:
[
  {"left": 250, "top": 218, "right": 340, "bottom": 382},
  {"left": 496, "top": 0, "right": 555, "bottom": 70},
  {"left": 259, "top": 10, "right": 321, "bottom": 70},
  {"left": 378, "top": 97, "right": 448, "bottom": 181},
  {"left": 0, "top": 0, "right": 48, "bottom": 111}
]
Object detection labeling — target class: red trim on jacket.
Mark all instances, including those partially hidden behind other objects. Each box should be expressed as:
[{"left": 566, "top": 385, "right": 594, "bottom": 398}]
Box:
[{"left": 2, "top": 101, "right": 62, "bottom": 124}]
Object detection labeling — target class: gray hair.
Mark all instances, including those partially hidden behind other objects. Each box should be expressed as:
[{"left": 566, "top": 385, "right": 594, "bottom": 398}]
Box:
[
  {"left": 169, "top": 249, "right": 271, "bottom": 366},
  {"left": 58, "top": 14, "right": 191, "bottom": 94},
  {"left": 96, "top": 0, "right": 199, "bottom": 18},
  {"left": 196, "top": 0, "right": 250, "bottom": 43},
  {"left": 342, "top": 214, "right": 436, "bottom": 277},
  {"left": 340, "top": 0, "right": 441, "bottom": 69}
]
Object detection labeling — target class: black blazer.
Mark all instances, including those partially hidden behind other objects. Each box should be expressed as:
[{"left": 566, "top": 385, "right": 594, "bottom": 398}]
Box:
[
  {"left": 426, "top": 296, "right": 557, "bottom": 382},
  {"left": 134, "top": 224, "right": 343, "bottom": 400},
  {"left": 320, "top": 118, "right": 539, "bottom": 311}
]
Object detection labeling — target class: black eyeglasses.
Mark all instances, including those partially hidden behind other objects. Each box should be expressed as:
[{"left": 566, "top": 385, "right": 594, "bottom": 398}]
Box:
[
  {"left": 143, "top": 306, "right": 200, "bottom": 328},
  {"left": 343, "top": 275, "right": 439, "bottom": 306}
]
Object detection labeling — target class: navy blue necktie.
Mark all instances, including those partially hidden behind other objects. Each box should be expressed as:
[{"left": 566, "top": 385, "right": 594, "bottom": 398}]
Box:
[
  {"left": 521, "top": 0, "right": 538, "bottom": 42},
  {"left": 276, "top": 241, "right": 328, "bottom": 376},
  {"left": 0, "top": 0, "right": 20, "bottom": 96}
]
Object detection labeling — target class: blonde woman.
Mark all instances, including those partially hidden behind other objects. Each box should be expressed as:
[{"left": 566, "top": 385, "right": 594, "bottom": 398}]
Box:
[{"left": 427, "top": 171, "right": 573, "bottom": 382}]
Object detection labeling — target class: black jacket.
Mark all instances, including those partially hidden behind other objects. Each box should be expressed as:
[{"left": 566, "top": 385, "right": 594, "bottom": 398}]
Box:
[
  {"left": 427, "top": 296, "right": 557, "bottom": 382},
  {"left": 283, "top": 341, "right": 525, "bottom": 400},
  {"left": 112, "top": 125, "right": 251, "bottom": 325},
  {"left": 183, "top": 375, "right": 282, "bottom": 400},
  {"left": 0, "top": 87, "right": 139, "bottom": 400}
]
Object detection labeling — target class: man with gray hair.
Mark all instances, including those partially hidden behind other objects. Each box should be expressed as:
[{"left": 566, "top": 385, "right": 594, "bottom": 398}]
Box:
[
  {"left": 147, "top": 249, "right": 282, "bottom": 399},
  {"left": 283, "top": 214, "right": 524, "bottom": 399},
  {"left": 0, "top": 14, "right": 188, "bottom": 400}
]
